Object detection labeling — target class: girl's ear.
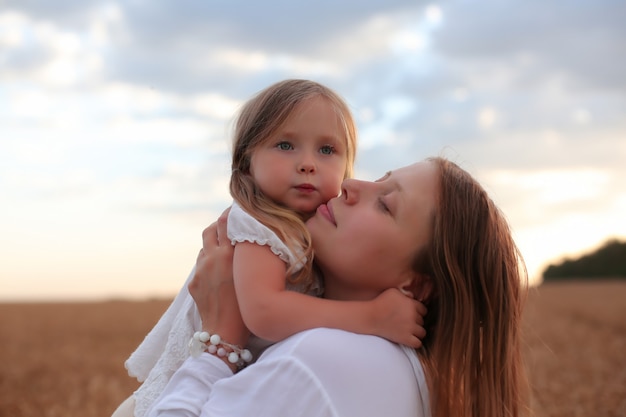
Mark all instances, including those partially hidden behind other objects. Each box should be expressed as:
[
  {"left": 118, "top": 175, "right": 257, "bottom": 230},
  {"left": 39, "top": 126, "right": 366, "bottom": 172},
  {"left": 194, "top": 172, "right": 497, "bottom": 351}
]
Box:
[{"left": 400, "top": 273, "right": 433, "bottom": 303}]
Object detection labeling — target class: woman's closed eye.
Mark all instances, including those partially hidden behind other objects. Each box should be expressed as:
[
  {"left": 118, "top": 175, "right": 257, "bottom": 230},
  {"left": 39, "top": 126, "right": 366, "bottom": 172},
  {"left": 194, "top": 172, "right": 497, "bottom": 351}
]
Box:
[{"left": 378, "top": 196, "right": 391, "bottom": 214}]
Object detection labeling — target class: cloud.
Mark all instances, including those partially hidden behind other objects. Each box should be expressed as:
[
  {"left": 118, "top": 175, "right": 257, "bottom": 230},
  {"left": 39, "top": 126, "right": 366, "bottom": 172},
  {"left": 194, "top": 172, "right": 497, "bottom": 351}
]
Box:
[
  {"left": 433, "top": 0, "right": 626, "bottom": 91},
  {"left": 2, "top": 1, "right": 449, "bottom": 95},
  {"left": 1, "top": 0, "right": 625, "bottom": 298}
]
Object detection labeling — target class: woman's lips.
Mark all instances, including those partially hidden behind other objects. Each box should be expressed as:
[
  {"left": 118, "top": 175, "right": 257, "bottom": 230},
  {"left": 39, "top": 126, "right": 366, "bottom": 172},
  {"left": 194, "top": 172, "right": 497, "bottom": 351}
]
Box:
[{"left": 317, "top": 203, "right": 336, "bottom": 226}]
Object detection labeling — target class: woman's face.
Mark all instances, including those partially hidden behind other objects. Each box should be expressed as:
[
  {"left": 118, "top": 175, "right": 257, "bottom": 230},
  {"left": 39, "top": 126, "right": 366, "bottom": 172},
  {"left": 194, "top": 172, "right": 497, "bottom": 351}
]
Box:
[{"left": 306, "top": 160, "right": 438, "bottom": 301}]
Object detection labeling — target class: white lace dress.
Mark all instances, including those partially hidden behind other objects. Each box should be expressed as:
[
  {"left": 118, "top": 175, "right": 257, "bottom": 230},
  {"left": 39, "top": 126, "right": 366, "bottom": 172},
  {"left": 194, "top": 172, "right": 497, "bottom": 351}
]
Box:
[{"left": 124, "top": 202, "right": 307, "bottom": 417}]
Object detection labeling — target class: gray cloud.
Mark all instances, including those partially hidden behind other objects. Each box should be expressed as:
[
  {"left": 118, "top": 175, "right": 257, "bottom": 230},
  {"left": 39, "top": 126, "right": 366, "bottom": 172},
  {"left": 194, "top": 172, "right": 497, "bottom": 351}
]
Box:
[
  {"left": 119, "top": 1, "right": 426, "bottom": 51},
  {"left": 1, "top": 0, "right": 96, "bottom": 23},
  {"left": 433, "top": 0, "right": 626, "bottom": 91},
  {"left": 5, "top": 0, "right": 622, "bottom": 175},
  {"left": 2, "top": 42, "right": 50, "bottom": 71},
  {"left": 3, "top": 0, "right": 430, "bottom": 94}
]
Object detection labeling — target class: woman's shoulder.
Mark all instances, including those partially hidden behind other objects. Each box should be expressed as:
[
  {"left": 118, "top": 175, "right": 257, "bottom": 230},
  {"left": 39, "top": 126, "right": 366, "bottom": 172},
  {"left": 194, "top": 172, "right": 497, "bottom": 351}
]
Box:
[
  {"left": 271, "top": 328, "right": 416, "bottom": 370},
  {"left": 272, "top": 327, "right": 402, "bottom": 356},
  {"left": 259, "top": 329, "right": 428, "bottom": 417}
]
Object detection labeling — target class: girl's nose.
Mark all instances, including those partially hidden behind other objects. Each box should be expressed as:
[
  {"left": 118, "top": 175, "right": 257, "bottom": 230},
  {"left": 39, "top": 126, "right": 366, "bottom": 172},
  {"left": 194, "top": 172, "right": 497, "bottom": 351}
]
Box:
[
  {"left": 298, "top": 153, "right": 316, "bottom": 173},
  {"left": 299, "top": 163, "right": 315, "bottom": 173}
]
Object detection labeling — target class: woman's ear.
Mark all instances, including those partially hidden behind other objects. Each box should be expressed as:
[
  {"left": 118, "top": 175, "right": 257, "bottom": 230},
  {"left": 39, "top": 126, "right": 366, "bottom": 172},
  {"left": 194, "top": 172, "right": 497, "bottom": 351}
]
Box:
[{"left": 400, "top": 273, "right": 433, "bottom": 303}]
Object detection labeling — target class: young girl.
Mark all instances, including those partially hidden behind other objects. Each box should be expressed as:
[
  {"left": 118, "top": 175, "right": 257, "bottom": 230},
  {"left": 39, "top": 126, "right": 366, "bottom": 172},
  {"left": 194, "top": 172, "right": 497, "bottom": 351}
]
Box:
[{"left": 114, "top": 80, "right": 423, "bottom": 417}]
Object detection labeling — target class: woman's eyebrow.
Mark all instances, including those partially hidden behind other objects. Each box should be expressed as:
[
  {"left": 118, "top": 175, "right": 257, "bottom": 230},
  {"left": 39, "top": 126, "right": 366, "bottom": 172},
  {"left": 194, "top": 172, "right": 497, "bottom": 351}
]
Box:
[
  {"left": 375, "top": 171, "right": 392, "bottom": 182},
  {"left": 376, "top": 171, "right": 404, "bottom": 196}
]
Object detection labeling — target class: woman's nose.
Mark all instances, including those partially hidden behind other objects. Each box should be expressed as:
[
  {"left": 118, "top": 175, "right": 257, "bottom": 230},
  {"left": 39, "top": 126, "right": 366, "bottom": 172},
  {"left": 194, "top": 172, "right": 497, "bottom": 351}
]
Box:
[{"left": 341, "top": 178, "right": 361, "bottom": 204}]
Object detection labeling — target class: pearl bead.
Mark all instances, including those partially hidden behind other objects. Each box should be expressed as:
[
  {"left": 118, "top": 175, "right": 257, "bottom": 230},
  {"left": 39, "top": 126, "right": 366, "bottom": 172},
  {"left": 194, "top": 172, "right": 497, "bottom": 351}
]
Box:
[
  {"left": 210, "top": 334, "right": 221, "bottom": 345},
  {"left": 241, "top": 349, "right": 253, "bottom": 362},
  {"left": 188, "top": 332, "right": 253, "bottom": 370}
]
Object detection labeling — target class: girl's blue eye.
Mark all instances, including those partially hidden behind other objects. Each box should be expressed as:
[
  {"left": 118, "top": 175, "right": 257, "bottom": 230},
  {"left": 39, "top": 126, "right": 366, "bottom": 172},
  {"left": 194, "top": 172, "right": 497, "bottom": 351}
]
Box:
[
  {"left": 320, "top": 145, "right": 335, "bottom": 155},
  {"left": 277, "top": 142, "right": 293, "bottom": 150}
]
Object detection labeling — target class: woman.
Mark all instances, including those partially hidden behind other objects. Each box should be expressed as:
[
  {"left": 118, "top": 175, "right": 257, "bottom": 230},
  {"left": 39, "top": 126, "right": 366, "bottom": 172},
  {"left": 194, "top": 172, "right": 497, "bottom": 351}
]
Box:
[{"left": 147, "top": 157, "right": 529, "bottom": 417}]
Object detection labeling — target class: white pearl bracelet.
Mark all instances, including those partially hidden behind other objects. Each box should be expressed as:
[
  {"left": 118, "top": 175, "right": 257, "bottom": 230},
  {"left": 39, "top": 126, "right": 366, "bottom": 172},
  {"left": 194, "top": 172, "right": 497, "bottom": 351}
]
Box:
[{"left": 189, "top": 331, "right": 253, "bottom": 371}]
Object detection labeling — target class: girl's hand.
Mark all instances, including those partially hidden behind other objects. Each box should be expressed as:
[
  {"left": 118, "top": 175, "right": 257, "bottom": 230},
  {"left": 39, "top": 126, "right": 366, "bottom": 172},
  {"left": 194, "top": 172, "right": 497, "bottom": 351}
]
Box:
[
  {"left": 371, "top": 288, "right": 427, "bottom": 348},
  {"left": 189, "top": 209, "right": 250, "bottom": 354}
]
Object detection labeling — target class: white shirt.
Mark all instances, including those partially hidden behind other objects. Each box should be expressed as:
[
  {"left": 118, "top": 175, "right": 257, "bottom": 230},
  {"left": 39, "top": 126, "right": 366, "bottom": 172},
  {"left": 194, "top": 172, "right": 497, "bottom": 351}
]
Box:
[{"left": 147, "top": 328, "right": 431, "bottom": 417}]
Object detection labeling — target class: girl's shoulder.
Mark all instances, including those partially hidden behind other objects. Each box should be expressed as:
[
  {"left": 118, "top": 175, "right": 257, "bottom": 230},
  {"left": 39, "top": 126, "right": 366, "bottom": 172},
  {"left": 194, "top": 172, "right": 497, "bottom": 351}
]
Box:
[{"left": 227, "top": 202, "right": 296, "bottom": 266}]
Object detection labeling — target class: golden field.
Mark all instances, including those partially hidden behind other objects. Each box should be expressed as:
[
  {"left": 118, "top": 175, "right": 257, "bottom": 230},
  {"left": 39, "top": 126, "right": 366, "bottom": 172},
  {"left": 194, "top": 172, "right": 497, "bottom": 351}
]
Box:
[{"left": 0, "top": 280, "right": 624, "bottom": 417}]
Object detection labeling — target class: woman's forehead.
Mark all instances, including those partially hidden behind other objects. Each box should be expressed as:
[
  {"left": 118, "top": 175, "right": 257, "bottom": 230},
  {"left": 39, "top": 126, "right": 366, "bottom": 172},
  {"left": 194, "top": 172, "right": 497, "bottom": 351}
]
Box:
[
  {"left": 389, "top": 161, "right": 438, "bottom": 213},
  {"left": 388, "top": 161, "right": 435, "bottom": 185}
]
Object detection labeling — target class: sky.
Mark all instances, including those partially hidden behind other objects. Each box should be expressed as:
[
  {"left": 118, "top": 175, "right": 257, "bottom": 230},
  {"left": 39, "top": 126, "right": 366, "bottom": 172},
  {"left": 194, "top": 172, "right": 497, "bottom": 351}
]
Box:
[{"left": 1, "top": 0, "right": 625, "bottom": 301}]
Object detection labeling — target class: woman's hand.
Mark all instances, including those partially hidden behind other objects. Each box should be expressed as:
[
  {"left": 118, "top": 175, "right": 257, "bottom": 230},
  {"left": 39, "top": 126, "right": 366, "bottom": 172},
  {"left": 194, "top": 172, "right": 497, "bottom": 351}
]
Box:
[{"left": 189, "top": 209, "right": 250, "bottom": 358}]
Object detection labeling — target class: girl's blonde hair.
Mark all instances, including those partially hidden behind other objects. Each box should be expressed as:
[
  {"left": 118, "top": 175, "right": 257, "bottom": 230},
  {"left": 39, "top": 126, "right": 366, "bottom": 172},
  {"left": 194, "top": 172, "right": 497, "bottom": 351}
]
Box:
[
  {"left": 230, "top": 79, "right": 357, "bottom": 286},
  {"left": 415, "top": 157, "right": 529, "bottom": 417}
]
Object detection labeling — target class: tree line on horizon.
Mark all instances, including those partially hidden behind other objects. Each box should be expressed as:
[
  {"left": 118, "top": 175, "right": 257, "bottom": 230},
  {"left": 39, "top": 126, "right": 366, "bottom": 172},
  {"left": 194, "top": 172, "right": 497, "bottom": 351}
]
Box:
[{"left": 542, "top": 238, "right": 626, "bottom": 281}]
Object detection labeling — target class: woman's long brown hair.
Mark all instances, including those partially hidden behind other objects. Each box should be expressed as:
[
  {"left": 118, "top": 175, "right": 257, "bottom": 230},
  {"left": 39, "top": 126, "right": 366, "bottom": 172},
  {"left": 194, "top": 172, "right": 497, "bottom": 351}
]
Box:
[
  {"left": 230, "top": 79, "right": 357, "bottom": 287},
  {"left": 416, "top": 157, "right": 529, "bottom": 417}
]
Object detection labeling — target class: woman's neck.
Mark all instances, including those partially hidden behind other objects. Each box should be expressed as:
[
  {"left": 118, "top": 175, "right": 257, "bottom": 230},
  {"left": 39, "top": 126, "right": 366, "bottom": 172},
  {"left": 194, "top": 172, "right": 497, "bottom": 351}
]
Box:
[{"left": 321, "top": 272, "right": 379, "bottom": 302}]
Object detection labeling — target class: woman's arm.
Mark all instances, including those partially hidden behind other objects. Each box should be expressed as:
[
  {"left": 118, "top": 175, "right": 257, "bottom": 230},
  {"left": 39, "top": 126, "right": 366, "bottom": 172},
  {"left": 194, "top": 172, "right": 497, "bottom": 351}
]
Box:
[
  {"left": 188, "top": 216, "right": 249, "bottom": 372},
  {"left": 146, "top": 354, "right": 232, "bottom": 417},
  {"left": 234, "top": 242, "right": 426, "bottom": 347},
  {"left": 147, "top": 347, "right": 337, "bottom": 417},
  {"left": 149, "top": 329, "right": 428, "bottom": 417}
]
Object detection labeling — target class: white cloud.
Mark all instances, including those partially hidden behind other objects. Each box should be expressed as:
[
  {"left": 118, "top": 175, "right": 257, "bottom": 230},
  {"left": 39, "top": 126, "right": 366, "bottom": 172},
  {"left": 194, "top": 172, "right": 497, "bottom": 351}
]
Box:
[
  {"left": 425, "top": 4, "right": 443, "bottom": 26},
  {"left": 189, "top": 93, "right": 242, "bottom": 119},
  {"left": 0, "top": 11, "right": 109, "bottom": 87},
  {"left": 572, "top": 108, "right": 592, "bottom": 125},
  {"left": 500, "top": 169, "right": 609, "bottom": 204},
  {"left": 0, "top": 11, "right": 27, "bottom": 47},
  {"left": 477, "top": 106, "right": 497, "bottom": 129}
]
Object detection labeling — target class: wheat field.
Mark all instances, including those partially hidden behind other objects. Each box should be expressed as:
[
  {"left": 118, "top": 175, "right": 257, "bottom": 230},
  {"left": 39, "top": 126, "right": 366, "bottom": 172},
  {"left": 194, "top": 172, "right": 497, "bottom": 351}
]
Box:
[{"left": 1, "top": 281, "right": 624, "bottom": 417}]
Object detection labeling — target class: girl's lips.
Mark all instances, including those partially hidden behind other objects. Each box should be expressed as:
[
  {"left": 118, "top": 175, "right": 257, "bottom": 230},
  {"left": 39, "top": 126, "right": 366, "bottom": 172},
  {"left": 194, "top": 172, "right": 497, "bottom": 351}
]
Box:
[
  {"left": 295, "top": 183, "right": 316, "bottom": 193},
  {"left": 317, "top": 203, "right": 336, "bottom": 226}
]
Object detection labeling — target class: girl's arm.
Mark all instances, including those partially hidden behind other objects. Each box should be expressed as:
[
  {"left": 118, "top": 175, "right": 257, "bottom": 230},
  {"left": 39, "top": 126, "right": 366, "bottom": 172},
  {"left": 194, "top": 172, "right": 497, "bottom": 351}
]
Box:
[{"left": 233, "top": 242, "right": 426, "bottom": 348}]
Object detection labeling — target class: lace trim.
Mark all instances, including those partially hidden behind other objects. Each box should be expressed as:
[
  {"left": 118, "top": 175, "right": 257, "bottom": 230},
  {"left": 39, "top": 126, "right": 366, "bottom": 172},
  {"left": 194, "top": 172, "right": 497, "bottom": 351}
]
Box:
[
  {"left": 124, "top": 269, "right": 200, "bottom": 417},
  {"left": 229, "top": 236, "right": 291, "bottom": 264}
]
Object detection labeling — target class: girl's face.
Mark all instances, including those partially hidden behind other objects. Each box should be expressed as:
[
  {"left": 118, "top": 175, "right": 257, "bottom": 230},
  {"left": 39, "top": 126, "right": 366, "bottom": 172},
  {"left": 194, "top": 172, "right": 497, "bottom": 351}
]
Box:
[
  {"left": 250, "top": 96, "right": 348, "bottom": 218},
  {"left": 306, "top": 161, "right": 439, "bottom": 301}
]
